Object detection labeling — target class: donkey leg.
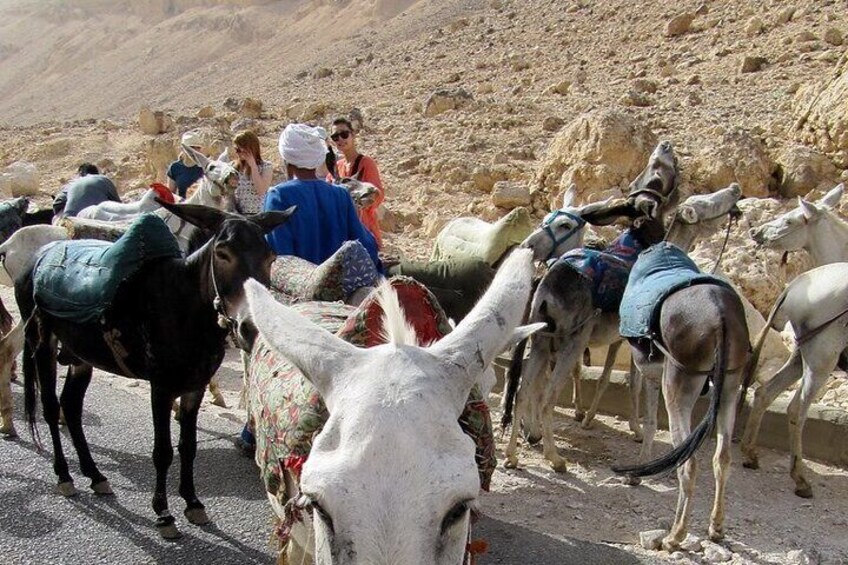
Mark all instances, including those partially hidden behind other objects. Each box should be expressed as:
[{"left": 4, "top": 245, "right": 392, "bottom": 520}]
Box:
[
  {"left": 709, "top": 371, "right": 741, "bottom": 542},
  {"left": 208, "top": 376, "right": 226, "bottom": 408},
  {"left": 740, "top": 350, "right": 802, "bottom": 469},
  {"left": 787, "top": 353, "right": 833, "bottom": 499},
  {"left": 626, "top": 366, "right": 660, "bottom": 487},
  {"left": 35, "top": 338, "right": 76, "bottom": 496},
  {"left": 60, "top": 364, "right": 111, "bottom": 494},
  {"left": 582, "top": 340, "right": 623, "bottom": 429},
  {"left": 0, "top": 356, "right": 15, "bottom": 437},
  {"left": 504, "top": 339, "right": 552, "bottom": 468},
  {"left": 150, "top": 386, "right": 180, "bottom": 539},
  {"left": 662, "top": 371, "right": 705, "bottom": 551},
  {"left": 627, "top": 358, "right": 643, "bottom": 442},
  {"left": 177, "top": 389, "right": 209, "bottom": 525}
]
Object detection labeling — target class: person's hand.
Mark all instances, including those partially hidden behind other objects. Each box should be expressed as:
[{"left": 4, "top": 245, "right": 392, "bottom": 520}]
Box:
[{"left": 242, "top": 150, "right": 257, "bottom": 170}]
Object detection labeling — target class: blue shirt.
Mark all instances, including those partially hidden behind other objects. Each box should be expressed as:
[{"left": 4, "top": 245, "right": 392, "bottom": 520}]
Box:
[
  {"left": 263, "top": 178, "right": 381, "bottom": 271},
  {"left": 166, "top": 160, "right": 204, "bottom": 198},
  {"left": 55, "top": 174, "right": 120, "bottom": 217}
]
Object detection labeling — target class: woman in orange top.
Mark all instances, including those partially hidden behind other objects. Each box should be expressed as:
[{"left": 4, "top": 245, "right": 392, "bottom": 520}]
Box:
[{"left": 330, "top": 118, "right": 384, "bottom": 247}]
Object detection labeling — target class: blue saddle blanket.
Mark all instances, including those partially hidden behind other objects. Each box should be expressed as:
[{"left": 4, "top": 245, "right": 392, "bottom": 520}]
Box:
[
  {"left": 34, "top": 213, "right": 180, "bottom": 323},
  {"left": 555, "top": 230, "right": 643, "bottom": 313},
  {"left": 619, "top": 242, "right": 732, "bottom": 338}
]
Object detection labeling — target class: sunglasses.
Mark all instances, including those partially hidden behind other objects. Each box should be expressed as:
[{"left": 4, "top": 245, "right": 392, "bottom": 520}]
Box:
[{"left": 331, "top": 130, "right": 352, "bottom": 141}]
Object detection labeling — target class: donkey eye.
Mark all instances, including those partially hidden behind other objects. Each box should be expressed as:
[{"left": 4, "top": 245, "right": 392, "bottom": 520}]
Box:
[{"left": 440, "top": 501, "right": 470, "bottom": 535}]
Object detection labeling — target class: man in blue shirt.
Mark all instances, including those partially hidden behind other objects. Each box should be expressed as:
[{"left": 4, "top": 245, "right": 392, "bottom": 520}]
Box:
[
  {"left": 264, "top": 123, "right": 380, "bottom": 269},
  {"left": 53, "top": 163, "right": 121, "bottom": 218}
]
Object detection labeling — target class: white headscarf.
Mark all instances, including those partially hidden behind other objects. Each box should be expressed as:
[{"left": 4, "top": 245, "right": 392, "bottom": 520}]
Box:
[{"left": 278, "top": 123, "right": 328, "bottom": 170}]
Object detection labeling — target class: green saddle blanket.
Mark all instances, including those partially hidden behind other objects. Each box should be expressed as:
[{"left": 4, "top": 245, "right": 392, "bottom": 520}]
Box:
[{"left": 33, "top": 213, "right": 180, "bottom": 323}]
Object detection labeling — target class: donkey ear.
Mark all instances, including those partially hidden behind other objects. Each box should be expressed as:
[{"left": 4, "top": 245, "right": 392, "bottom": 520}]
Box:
[
  {"left": 562, "top": 184, "right": 577, "bottom": 208},
  {"left": 508, "top": 322, "right": 547, "bottom": 348},
  {"left": 244, "top": 279, "right": 362, "bottom": 406},
  {"left": 249, "top": 206, "right": 297, "bottom": 233},
  {"left": 182, "top": 144, "right": 210, "bottom": 170},
  {"left": 798, "top": 198, "right": 819, "bottom": 220},
  {"left": 581, "top": 198, "right": 641, "bottom": 226},
  {"left": 428, "top": 249, "right": 535, "bottom": 411},
  {"left": 155, "top": 199, "right": 228, "bottom": 232},
  {"left": 819, "top": 183, "right": 844, "bottom": 209}
]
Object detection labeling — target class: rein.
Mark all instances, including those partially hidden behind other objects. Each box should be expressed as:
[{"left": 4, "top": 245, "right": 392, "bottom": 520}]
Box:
[
  {"left": 541, "top": 210, "right": 586, "bottom": 262},
  {"left": 207, "top": 237, "right": 240, "bottom": 345}
]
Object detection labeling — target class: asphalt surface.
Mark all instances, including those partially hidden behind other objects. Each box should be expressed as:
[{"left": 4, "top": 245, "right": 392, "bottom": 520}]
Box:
[{"left": 0, "top": 368, "right": 652, "bottom": 565}]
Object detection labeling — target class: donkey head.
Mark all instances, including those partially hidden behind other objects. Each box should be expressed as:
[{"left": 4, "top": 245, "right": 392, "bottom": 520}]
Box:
[
  {"left": 182, "top": 144, "right": 239, "bottom": 212},
  {"left": 156, "top": 200, "right": 295, "bottom": 322},
  {"left": 666, "top": 184, "right": 742, "bottom": 252},
  {"left": 338, "top": 177, "right": 379, "bottom": 209},
  {"left": 628, "top": 140, "right": 679, "bottom": 219},
  {"left": 750, "top": 183, "right": 844, "bottom": 254},
  {"left": 520, "top": 185, "right": 615, "bottom": 262},
  {"left": 242, "top": 249, "right": 536, "bottom": 565}
]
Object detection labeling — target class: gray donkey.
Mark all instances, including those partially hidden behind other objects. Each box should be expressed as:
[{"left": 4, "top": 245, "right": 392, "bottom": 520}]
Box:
[{"left": 502, "top": 141, "right": 680, "bottom": 472}]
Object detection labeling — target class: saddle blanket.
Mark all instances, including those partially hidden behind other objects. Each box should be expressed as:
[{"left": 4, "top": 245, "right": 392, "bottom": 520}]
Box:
[
  {"left": 619, "top": 242, "right": 733, "bottom": 339},
  {"left": 554, "top": 229, "right": 643, "bottom": 313},
  {"left": 246, "top": 278, "right": 497, "bottom": 523},
  {"left": 33, "top": 213, "right": 180, "bottom": 323}
]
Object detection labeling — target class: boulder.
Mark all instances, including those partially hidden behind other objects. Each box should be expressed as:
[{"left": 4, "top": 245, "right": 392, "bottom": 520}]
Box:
[
  {"left": 823, "top": 27, "right": 843, "bottom": 46},
  {"left": 231, "top": 117, "right": 264, "bottom": 135},
  {"left": 313, "top": 67, "right": 333, "bottom": 79},
  {"left": 0, "top": 161, "right": 40, "bottom": 196},
  {"left": 776, "top": 144, "right": 839, "bottom": 197},
  {"left": 239, "top": 97, "right": 263, "bottom": 119},
  {"left": 138, "top": 107, "right": 174, "bottom": 135},
  {"left": 794, "top": 56, "right": 848, "bottom": 166},
  {"left": 145, "top": 138, "right": 178, "bottom": 182},
  {"left": 471, "top": 166, "right": 509, "bottom": 193},
  {"left": 690, "top": 129, "right": 777, "bottom": 197},
  {"left": 665, "top": 12, "right": 695, "bottom": 37},
  {"left": 424, "top": 88, "right": 473, "bottom": 117},
  {"left": 542, "top": 116, "right": 565, "bottom": 132},
  {"left": 491, "top": 181, "right": 531, "bottom": 208},
  {"left": 740, "top": 56, "right": 767, "bottom": 73},
  {"left": 535, "top": 110, "right": 657, "bottom": 206},
  {"left": 196, "top": 106, "right": 215, "bottom": 118}
]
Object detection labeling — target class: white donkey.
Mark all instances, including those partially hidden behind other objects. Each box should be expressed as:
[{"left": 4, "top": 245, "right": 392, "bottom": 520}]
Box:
[
  {"left": 431, "top": 206, "right": 535, "bottom": 266},
  {"left": 77, "top": 188, "right": 162, "bottom": 222},
  {"left": 239, "top": 249, "right": 536, "bottom": 565},
  {"left": 741, "top": 183, "right": 847, "bottom": 498}
]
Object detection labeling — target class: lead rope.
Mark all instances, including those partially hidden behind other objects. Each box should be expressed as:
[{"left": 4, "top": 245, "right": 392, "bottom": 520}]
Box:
[{"left": 710, "top": 215, "right": 735, "bottom": 275}]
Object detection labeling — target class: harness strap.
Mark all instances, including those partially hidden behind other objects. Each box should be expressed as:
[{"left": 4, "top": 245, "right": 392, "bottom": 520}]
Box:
[
  {"left": 102, "top": 326, "right": 142, "bottom": 380},
  {"left": 649, "top": 337, "right": 744, "bottom": 375},
  {"left": 795, "top": 305, "right": 848, "bottom": 346},
  {"left": 541, "top": 210, "right": 586, "bottom": 262}
]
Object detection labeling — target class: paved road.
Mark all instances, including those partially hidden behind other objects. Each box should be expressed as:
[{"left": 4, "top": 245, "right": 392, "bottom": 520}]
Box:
[{"left": 0, "top": 367, "right": 653, "bottom": 565}]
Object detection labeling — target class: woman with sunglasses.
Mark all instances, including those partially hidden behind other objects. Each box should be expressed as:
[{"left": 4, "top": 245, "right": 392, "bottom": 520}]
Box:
[
  {"left": 329, "top": 118, "right": 385, "bottom": 247},
  {"left": 228, "top": 130, "right": 273, "bottom": 214}
]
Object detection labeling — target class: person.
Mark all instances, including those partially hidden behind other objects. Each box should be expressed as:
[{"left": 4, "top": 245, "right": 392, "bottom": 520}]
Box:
[
  {"left": 329, "top": 117, "right": 385, "bottom": 247},
  {"left": 264, "top": 123, "right": 381, "bottom": 268},
  {"left": 52, "top": 163, "right": 120, "bottom": 219},
  {"left": 166, "top": 131, "right": 205, "bottom": 198},
  {"left": 229, "top": 130, "right": 272, "bottom": 215}
]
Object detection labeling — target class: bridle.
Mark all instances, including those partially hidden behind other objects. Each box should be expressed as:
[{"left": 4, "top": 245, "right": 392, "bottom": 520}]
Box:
[
  {"left": 540, "top": 210, "right": 586, "bottom": 262},
  {"left": 208, "top": 235, "right": 240, "bottom": 345}
]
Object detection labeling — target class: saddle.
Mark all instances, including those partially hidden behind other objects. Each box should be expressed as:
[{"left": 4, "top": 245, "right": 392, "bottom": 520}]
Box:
[
  {"left": 246, "top": 278, "right": 497, "bottom": 537},
  {"left": 619, "top": 242, "right": 733, "bottom": 339},
  {"left": 269, "top": 240, "right": 379, "bottom": 304},
  {"left": 554, "top": 229, "right": 643, "bottom": 313},
  {"left": 33, "top": 213, "right": 180, "bottom": 323}
]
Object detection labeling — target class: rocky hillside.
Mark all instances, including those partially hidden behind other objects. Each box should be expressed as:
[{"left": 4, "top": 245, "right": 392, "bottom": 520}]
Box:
[{"left": 1, "top": 0, "right": 847, "bottom": 317}]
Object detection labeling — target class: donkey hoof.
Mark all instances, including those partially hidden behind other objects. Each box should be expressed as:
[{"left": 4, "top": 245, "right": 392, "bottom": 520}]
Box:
[
  {"left": 210, "top": 396, "right": 227, "bottom": 408},
  {"left": 742, "top": 457, "right": 759, "bottom": 470},
  {"left": 57, "top": 481, "right": 78, "bottom": 497},
  {"left": 624, "top": 475, "right": 641, "bottom": 487},
  {"left": 573, "top": 411, "right": 585, "bottom": 423},
  {"left": 580, "top": 417, "right": 594, "bottom": 430},
  {"left": 185, "top": 507, "right": 210, "bottom": 525},
  {"left": 1, "top": 424, "right": 17, "bottom": 438},
  {"left": 91, "top": 479, "right": 114, "bottom": 496},
  {"left": 503, "top": 456, "right": 519, "bottom": 470},
  {"left": 157, "top": 523, "right": 182, "bottom": 540},
  {"left": 708, "top": 526, "right": 724, "bottom": 542},
  {"left": 550, "top": 459, "right": 568, "bottom": 474},
  {"left": 661, "top": 537, "right": 681, "bottom": 552},
  {"left": 794, "top": 484, "right": 814, "bottom": 499}
]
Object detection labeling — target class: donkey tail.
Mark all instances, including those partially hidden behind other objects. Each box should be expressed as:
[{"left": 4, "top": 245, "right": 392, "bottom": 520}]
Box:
[
  {"left": 740, "top": 286, "right": 790, "bottom": 394},
  {"left": 612, "top": 323, "right": 727, "bottom": 478},
  {"left": 501, "top": 335, "right": 529, "bottom": 429}
]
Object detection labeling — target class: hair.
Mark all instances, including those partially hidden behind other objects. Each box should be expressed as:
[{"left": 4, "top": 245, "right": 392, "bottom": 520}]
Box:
[
  {"left": 77, "top": 163, "right": 99, "bottom": 176},
  {"left": 332, "top": 117, "right": 355, "bottom": 132},
  {"left": 232, "top": 130, "right": 262, "bottom": 172}
]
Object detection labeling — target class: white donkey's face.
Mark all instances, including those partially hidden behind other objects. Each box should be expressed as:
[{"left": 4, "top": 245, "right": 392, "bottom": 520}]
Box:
[
  {"left": 244, "top": 250, "right": 537, "bottom": 565},
  {"left": 182, "top": 144, "right": 239, "bottom": 212},
  {"left": 666, "top": 183, "right": 742, "bottom": 246},
  {"left": 750, "top": 183, "right": 844, "bottom": 252}
]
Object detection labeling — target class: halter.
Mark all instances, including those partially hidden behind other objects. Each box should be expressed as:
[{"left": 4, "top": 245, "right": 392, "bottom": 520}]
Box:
[
  {"left": 208, "top": 236, "right": 240, "bottom": 345},
  {"left": 540, "top": 210, "right": 586, "bottom": 262}
]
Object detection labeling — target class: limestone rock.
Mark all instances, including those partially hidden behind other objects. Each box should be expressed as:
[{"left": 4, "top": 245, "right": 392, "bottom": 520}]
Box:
[
  {"left": 679, "top": 535, "right": 702, "bottom": 553},
  {"left": 543, "top": 116, "right": 565, "bottom": 132},
  {"left": 690, "top": 129, "right": 777, "bottom": 197},
  {"left": 239, "top": 97, "right": 263, "bottom": 119},
  {"left": 704, "top": 543, "right": 733, "bottom": 563},
  {"left": 776, "top": 7, "right": 795, "bottom": 24},
  {"left": 535, "top": 109, "right": 658, "bottom": 206},
  {"left": 776, "top": 144, "right": 839, "bottom": 197},
  {"left": 491, "top": 181, "right": 531, "bottom": 208},
  {"left": 0, "top": 161, "right": 40, "bottom": 197},
  {"left": 632, "top": 79, "right": 659, "bottom": 94},
  {"left": 138, "top": 106, "right": 174, "bottom": 135},
  {"left": 794, "top": 57, "right": 848, "bottom": 166},
  {"left": 545, "top": 80, "right": 571, "bottom": 96},
  {"left": 423, "top": 212, "right": 448, "bottom": 237},
  {"left": 620, "top": 89, "right": 654, "bottom": 107},
  {"left": 745, "top": 17, "right": 764, "bottom": 36},
  {"left": 823, "top": 27, "right": 843, "bottom": 46},
  {"left": 196, "top": 106, "right": 215, "bottom": 118},
  {"left": 740, "top": 56, "right": 767, "bottom": 73},
  {"left": 471, "top": 166, "right": 509, "bottom": 193},
  {"left": 424, "top": 87, "right": 473, "bottom": 117},
  {"left": 640, "top": 529, "right": 665, "bottom": 550},
  {"left": 313, "top": 67, "right": 333, "bottom": 79},
  {"left": 145, "top": 138, "right": 178, "bottom": 182},
  {"left": 665, "top": 12, "right": 695, "bottom": 37}
]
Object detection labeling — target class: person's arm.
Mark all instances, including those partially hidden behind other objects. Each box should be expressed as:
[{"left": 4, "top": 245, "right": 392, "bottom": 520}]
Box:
[
  {"left": 249, "top": 161, "right": 273, "bottom": 201},
  {"left": 360, "top": 158, "right": 385, "bottom": 209},
  {"left": 166, "top": 162, "right": 179, "bottom": 194}
]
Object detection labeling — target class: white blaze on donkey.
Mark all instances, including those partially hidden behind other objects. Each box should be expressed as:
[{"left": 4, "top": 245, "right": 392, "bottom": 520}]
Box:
[{"left": 240, "top": 249, "right": 536, "bottom": 565}]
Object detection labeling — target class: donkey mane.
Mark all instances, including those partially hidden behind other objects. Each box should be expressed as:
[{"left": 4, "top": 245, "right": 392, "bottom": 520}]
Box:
[{"left": 376, "top": 281, "right": 421, "bottom": 347}]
